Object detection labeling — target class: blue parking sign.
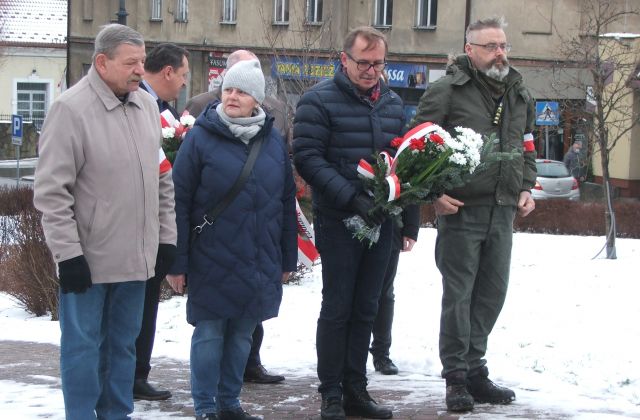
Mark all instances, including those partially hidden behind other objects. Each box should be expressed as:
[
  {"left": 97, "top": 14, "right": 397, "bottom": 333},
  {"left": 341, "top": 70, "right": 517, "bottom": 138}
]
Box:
[
  {"left": 12, "top": 114, "right": 23, "bottom": 146},
  {"left": 535, "top": 102, "right": 559, "bottom": 126}
]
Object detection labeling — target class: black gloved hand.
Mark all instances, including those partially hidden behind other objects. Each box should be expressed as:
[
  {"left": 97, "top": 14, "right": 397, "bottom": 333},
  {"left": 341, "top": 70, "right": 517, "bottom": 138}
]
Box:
[
  {"left": 58, "top": 255, "right": 92, "bottom": 294},
  {"left": 155, "top": 244, "right": 177, "bottom": 280},
  {"left": 350, "top": 193, "right": 386, "bottom": 227}
]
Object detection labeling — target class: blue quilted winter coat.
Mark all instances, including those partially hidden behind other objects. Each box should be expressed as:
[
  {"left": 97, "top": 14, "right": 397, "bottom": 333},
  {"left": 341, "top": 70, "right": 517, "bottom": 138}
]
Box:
[{"left": 170, "top": 102, "right": 297, "bottom": 325}]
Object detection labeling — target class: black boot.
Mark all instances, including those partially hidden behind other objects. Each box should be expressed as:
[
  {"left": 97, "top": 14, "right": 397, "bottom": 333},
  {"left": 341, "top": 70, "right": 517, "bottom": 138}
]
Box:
[
  {"left": 343, "top": 383, "right": 393, "bottom": 419},
  {"left": 467, "top": 366, "right": 515, "bottom": 404},
  {"left": 445, "top": 371, "right": 474, "bottom": 412},
  {"left": 133, "top": 378, "right": 172, "bottom": 401},
  {"left": 195, "top": 414, "right": 219, "bottom": 420},
  {"left": 218, "top": 406, "right": 261, "bottom": 420},
  {"left": 243, "top": 364, "right": 285, "bottom": 384},
  {"left": 373, "top": 357, "right": 399, "bottom": 375},
  {"left": 320, "top": 395, "right": 346, "bottom": 420}
]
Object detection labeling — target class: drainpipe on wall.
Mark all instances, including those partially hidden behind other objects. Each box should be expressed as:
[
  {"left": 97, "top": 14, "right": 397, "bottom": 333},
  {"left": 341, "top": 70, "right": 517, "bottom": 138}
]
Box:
[{"left": 117, "top": 0, "right": 128, "bottom": 26}]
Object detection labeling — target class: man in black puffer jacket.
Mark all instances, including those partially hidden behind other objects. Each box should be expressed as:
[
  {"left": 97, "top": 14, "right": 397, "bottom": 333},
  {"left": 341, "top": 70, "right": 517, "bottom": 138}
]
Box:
[{"left": 293, "top": 26, "right": 406, "bottom": 420}]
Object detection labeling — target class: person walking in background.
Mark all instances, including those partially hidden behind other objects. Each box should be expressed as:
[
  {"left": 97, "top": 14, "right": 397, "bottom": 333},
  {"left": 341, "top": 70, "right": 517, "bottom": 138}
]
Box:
[
  {"left": 166, "top": 59, "right": 297, "bottom": 420},
  {"left": 370, "top": 206, "right": 419, "bottom": 375},
  {"left": 33, "top": 24, "right": 177, "bottom": 419},
  {"left": 293, "top": 26, "right": 405, "bottom": 420},
  {"left": 184, "top": 49, "right": 290, "bottom": 385},
  {"left": 133, "top": 42, "right": 190, "bottom": 401},
  {"left": 410, "top": 16, "right": 536, "bottom": 412},
  {"left": 563, "top": 140, "right": 586, "bottom": 182}
]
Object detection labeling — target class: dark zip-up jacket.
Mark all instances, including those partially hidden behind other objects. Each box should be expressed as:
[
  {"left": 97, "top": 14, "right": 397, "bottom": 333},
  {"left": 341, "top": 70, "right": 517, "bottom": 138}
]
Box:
[
  {"left": 411, "top": 55, "right": 537, "bottom": 206},
  {"left": 293, "top": 66, "right": 406, "bottom": 219}
]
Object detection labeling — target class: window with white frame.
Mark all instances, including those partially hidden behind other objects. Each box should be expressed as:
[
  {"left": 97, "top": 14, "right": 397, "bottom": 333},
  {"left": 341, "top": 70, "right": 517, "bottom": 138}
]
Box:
[
  {"left": 374, "top": 0, "right": 393, "bottom": 27},
  {"left": 416, "top": 0, "right": 437, "bottom": 28},
  {"left": 176, "top": 0, "right": 187, "bottom": 22},
  {"left": 222, "top": 0, "right": 237, "bottom": 23},
  {"left": 151, "top": 0, "right": 162, "bottom": 20},
  {"left": 16, "top": 82, "right": 48, "bottom": 130},
  {"left": 306, "top": 0, "right": 323, "bottom": 24},
  {"left": 274, "top": 0, "right": 289, "bottom": 24}
]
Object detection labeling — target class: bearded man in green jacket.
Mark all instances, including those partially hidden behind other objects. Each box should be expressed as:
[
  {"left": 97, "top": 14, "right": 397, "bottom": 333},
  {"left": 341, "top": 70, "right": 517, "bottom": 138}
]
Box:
[{"left": 410, "top": 16, "right": 536, "bottom": 412}]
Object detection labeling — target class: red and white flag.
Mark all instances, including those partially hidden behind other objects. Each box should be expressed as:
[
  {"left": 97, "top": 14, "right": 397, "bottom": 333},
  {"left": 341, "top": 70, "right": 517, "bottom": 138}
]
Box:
[{"left": 296, "top": 199, "right": 319, "bottom": 270}]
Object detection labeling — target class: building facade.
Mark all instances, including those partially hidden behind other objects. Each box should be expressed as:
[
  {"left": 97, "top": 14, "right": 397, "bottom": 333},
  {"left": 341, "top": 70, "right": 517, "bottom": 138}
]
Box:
[{"left": 67, "top": 0, "right": 640, "bottom": 196}]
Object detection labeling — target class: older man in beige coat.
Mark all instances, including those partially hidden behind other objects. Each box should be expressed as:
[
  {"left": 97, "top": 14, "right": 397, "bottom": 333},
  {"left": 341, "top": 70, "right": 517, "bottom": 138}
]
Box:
[{"left": 34, "top": 24, "right": 176, "bottom": 420}]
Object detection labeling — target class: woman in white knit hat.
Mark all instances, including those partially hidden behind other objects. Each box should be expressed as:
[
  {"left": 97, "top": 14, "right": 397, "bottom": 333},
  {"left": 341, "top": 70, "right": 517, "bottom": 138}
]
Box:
[{"left": 166, "top": 59, "right": 297, "bottom": 420}]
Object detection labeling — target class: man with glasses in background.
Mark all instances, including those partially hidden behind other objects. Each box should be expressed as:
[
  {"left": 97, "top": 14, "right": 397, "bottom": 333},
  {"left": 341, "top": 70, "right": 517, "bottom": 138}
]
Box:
[
  {"left": 293, "top": 26, "right": 405, "bottom": 420},
  {"left": 411, "top": 17, "right": 536, "bottom": 412}
]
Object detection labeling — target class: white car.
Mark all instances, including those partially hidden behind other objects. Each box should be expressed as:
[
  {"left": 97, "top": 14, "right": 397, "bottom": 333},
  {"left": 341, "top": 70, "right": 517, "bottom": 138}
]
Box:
[{"left": 531, "top": 159, "right": 580, "bottom": 200}]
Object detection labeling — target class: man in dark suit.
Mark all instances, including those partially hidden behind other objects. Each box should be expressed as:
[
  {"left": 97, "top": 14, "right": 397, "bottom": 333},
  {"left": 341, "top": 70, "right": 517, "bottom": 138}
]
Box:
[
  {"left": 185, "top": 50, "right": 290, "bottom": 384},
  {"left": 135, "top": 42, "right": 190, "bottom": 401}
]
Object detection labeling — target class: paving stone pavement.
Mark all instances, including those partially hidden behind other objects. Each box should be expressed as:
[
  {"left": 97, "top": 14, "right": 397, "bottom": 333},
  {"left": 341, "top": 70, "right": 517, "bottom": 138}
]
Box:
[{"left": 1, "top": 340, "right": 636, "bottom": 419}]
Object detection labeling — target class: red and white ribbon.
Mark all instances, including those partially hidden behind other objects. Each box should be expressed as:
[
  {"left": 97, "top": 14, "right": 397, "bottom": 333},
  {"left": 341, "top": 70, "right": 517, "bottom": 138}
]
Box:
[
  {"left": 523, "top": 132, "right": 535, "bottom": 152},
  {"left": 160, "top": 109, "right": 178, "bottom": 129},
  {"left": 296, "top": 199, "right": 319, "bottom": 270},
  {"left": 159, "top": 148, "right": 171, "bottom": 174}
]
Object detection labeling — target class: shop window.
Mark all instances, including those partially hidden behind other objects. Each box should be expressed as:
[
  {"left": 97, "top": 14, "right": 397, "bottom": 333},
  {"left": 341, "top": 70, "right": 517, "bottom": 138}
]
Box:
[{"left": 374, "top": 0, "right": 393, "bottom": 27}]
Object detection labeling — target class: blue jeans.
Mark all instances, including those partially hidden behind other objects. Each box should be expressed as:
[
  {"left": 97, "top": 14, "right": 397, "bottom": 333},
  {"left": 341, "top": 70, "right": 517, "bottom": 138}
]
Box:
[
  {"left": 190, "top": 318, "right": 258, "bottom": 415},
  {"left": 59, "top": 280, "right": 145, "bottom": 420}
]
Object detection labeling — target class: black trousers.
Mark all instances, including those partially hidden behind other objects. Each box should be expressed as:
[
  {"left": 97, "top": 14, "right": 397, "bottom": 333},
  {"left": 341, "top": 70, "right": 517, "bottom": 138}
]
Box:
[
  {"left": 135, "top": 275, "right": 163, "bottom": 380},
  {"left": 369, "top": 247, "right": 400, "bottom": 361},
  {"left": 246, "top": 322, "right": 264, "bottom": 368},
  {"left": 314, "top": 212, "right": 393, "bottom": 397}
]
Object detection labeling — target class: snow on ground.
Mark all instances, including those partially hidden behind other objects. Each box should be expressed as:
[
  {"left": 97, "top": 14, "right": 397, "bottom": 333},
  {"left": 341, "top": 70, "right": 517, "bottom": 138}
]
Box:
[{"left": 1, "top": 228, "right": 639, "bottom": 419}]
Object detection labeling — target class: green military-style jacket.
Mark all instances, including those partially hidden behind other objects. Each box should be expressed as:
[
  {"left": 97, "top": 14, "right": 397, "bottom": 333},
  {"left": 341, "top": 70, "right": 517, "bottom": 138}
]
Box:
[{"left": 411, "top": 55, "right": 537, "bottom": 207}]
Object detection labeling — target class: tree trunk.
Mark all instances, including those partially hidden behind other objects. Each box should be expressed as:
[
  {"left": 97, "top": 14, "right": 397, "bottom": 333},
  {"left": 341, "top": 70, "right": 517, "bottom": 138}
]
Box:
[{"left": 598, "top": 130, "right": 617, "bottom": 259}]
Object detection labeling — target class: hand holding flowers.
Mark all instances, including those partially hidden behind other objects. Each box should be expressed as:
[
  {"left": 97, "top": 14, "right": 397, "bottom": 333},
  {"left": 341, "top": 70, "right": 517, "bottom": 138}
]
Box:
[{"left": 344, "top": 122, "right": 520, "bottom": 245}]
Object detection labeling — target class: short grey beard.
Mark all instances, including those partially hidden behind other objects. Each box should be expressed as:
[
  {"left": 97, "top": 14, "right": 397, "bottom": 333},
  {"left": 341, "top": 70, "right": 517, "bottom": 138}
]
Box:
[{"left": 483, "top": 64, "right": 510, "bottom": 81}]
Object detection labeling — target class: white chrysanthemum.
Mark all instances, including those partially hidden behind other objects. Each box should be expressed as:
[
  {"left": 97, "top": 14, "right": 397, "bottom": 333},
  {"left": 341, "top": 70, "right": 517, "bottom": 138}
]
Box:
[
  {"left": 162, "top": 127, "right": 176, "bottom": 139},
  {"left": 180, "top": 114, "right": 196, "bottom": 127},
  {"left": 449, "top": 152, "right": 468, "bottom": 166}
]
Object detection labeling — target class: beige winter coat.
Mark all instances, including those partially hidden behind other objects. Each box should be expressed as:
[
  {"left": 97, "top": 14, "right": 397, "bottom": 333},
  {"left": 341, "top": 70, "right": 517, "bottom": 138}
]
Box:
[{"left": 34, "top": 66, "right": 177, "bottom": 284}]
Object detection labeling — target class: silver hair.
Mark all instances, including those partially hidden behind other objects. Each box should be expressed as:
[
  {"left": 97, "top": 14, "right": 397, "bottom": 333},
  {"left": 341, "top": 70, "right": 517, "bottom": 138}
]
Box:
[
  {"left": 465, "top": 16, "right": 508, "bottom": 43},
  {"left": 92, "top": 24, "right": 144, "bottom": 62}
]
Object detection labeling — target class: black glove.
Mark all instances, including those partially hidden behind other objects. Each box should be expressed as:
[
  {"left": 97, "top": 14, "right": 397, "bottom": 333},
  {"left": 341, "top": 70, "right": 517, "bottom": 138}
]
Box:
[
  {"left": 154, "top": 244, "right": 177, "bottom": 280},
  {"left": 350, "top": 193, "right": 386, "bottom": 227},
  {"left": 58, "top": 255, "right": 92, "bottom": 294}
]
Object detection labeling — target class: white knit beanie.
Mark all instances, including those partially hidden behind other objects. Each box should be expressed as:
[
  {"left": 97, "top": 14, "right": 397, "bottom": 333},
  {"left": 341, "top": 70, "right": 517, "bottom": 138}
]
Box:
[{"left": 222, "top": 59, "right": 266, "bottom": 104}]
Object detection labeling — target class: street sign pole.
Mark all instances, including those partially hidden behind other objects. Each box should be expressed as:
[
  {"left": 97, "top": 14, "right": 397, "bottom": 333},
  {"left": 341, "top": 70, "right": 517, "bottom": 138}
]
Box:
[
  {"left": 545, "top": 126, "right": 549, "bottom": 159},
  {"left": 15, "top": 146, "right": 20, "bottom": 187},
  {"left": 11, "top": 114, "right": 24, "bottom": 188}
]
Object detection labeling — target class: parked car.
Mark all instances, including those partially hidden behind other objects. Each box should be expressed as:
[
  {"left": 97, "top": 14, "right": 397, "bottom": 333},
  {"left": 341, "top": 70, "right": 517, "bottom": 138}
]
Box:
[{"left": 532, "top": 159, "right": 580, "bottom": 200}]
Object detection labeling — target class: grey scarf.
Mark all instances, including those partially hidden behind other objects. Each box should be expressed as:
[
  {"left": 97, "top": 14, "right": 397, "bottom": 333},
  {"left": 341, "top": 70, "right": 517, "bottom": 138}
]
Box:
[{"left": 216, "top": 103, "right": 266, "bottom": 144}]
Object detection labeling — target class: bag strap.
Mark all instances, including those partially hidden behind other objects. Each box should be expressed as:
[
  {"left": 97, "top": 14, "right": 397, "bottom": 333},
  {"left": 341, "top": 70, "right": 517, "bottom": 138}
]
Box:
[{"left": 193, "top": 135, "right": 264, "bottom": 235}]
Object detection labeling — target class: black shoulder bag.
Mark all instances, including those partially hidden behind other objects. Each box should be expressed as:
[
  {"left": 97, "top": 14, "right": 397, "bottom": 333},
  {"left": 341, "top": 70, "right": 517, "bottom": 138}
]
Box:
[{"left": 190, "top": 135, "right": 264, "bottom": 247}]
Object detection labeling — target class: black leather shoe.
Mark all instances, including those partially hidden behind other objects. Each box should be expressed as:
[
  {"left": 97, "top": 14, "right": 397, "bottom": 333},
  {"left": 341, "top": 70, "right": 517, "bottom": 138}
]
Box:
[
  {"left": 195, "top": 414, "right": 219, "bottom": 420},
  {"left": 243, "top": 364, "right": 285, "bottom": 384},
  {"left": 445, "top": 371, "right": 474, "bottom": 412},
  {"left": 320, "top": 395, "right": 346, "bottom": 420},
  {"left": 133, "top": 378, "right": 172, "bottom": 401},
  {"left": 373, "top": 357, "right": 399, "bottom": 375},
  {"left": 218, "top": 406, "right": 261, "bottom": 420},
  {"left": 343, "top": 383, "right": 392, "bottom": 419},
  {"left": 467, "top": 372, "right": 515, "bottom": 404}
]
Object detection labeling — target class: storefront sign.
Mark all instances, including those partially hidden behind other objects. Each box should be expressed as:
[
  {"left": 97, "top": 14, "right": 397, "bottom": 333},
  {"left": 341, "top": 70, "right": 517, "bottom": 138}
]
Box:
[
  {"left": 208, "top": 52, "right": 226, "bottom": 91},
  {"left": 272, "top": 57, "right": 338, "bottom": 80},
  {"left": 385, "top": 63, "right": 427, "bottom": 89}
]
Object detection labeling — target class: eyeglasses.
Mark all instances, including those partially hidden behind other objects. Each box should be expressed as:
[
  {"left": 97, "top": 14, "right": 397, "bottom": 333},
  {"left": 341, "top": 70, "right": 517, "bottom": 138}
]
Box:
[
  {"left": 345, "top": 52, "right": 387, "bottom": 72},
  {"left": 469, "top": 42, "right": 512, "bottom": 53}
]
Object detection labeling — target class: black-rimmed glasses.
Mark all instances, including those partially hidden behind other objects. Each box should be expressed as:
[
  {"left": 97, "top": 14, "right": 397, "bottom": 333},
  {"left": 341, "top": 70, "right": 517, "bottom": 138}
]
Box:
[
  {"left": 469, "top": 42, "right": 512, "bottom": 53},
  {"left": 345, "top": 52, "right": 387, "bottom": 72}
]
